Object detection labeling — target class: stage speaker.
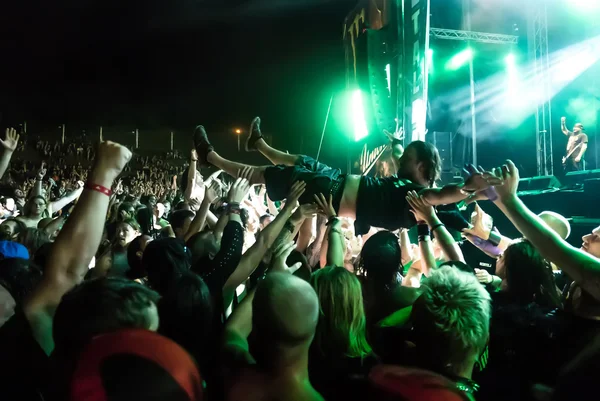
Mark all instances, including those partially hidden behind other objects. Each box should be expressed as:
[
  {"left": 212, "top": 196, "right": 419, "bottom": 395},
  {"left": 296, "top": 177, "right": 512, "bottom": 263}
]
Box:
[
  {"left": 563, "top": 169, "right": 600, "bottom": 188},
  {"left": 518, "top": 176, "right": 561, "bottom": 192}
]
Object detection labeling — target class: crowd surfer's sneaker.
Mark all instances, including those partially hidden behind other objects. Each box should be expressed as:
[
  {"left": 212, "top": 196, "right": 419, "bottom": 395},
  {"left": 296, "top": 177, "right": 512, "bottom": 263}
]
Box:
[
  {"left": 245, "top": 116, "right": 264, "bottom": 152},
  {"left": 193, "top": 125, "right": 214, "bottom": 167}
]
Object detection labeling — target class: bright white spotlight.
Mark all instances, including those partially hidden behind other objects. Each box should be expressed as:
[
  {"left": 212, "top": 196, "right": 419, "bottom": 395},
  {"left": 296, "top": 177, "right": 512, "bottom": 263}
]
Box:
[
  {"left": 351, "top": 90, "right": 368, "bottom": 142},
  {"left": 505, "top": 53, "right": 516, "bottom": 66},
  {"left": 569, "top": 0, "right": 600, "bottom": 10}
]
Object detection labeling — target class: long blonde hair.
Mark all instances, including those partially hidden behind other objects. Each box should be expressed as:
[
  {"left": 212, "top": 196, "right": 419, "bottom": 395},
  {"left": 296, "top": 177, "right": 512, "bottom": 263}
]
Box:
[{"left": 310, "top": 266, "right": 372, "bottom": 359}]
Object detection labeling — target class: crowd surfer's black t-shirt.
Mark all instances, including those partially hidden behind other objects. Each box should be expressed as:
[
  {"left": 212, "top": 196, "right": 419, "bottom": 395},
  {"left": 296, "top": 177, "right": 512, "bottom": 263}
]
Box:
[{"left": 355, "top": 176, "right": 422, "bottom": 235}]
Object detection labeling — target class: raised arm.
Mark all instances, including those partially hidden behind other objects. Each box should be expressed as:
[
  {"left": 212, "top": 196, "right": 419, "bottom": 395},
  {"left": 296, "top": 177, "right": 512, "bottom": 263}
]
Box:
[
  {"left": 184, "top": 181, "right": 220, "bottom": 242},
  {"left": 561, "top": 116, "right": 570, "bottom": 136},
  {"left": 420, "top": 169, "right": 502, "bottom": 206},
  {"left": 185, "top": 150, "right": 199, "bottom": 201},
  {"left": 29, "top": 163, "right": 47, "bottom": 199},
  {"left": 0, "top": 128, "right": 19, "bottom": 181},
  {"left": 493, "top": 160, "right": 600, "bottom": 301},
  {"left": 462, "top": 203, "right": 512, "bottom": 257},
  {"left": 384, "top": 129, "right": 404, "bottom": 171},
  {"left": 23, "top": 141, "right": 131, "bottom": 354},
  {"left": 407, "top": 191, "right": 464, "bottom": 263},
  {"left": 315, "top": 193, "right": 345, "bottom": 267},
  {"left": 224, "top": 181, "right": 306, "bottom": 291},
  {"left": 49, "top": 181, "right": 84, "bottom": 215}
]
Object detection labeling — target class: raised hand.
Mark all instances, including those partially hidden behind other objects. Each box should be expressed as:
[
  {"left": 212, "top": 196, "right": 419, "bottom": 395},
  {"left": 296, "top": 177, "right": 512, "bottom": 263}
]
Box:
[
  {"left": 270, "top": 241, "right": 302, "bottom": 274},
  {"left": 0, "top": 128, "right": 20, "bottom": 152},
  {"left": 205, "top": 180, "right": 221, "bottom": 204},
  {"left": 191, "top": 149, "right": 199, "bottom": 162},
  {"left": 228, "top": 169, "right": 252, "bottom": 203},
  {"left": 492, "top": 160, "right": 519, "bottom": 202},
  {"left": 463, "top": 165, "right": 504, "bottom": 193},
  {"left": 283, "top": 181, "right": 306, "bottom": 210},
  {"left": 76, "top": 180, "right": 85, "bottom": 190},
  {"left": 462, "top": 203, "right": 492, "bottom": 240},
  {"left": 405, "top": 190, "right": 436, "bottom": 224},
  {"left": 313, "top": 193, "right": 336, "bottom": 219},
  {"left": 384, "top": 127, "right": 404, "bottom": 142},
  {"left": 94, "top": 141, "right": 133, "bottom": 180},
  {"left": 474, "top": 268, "right": 493, "bottom": 284},
  {"left": 37, "top": 163, "right": 47, "bottom": 180}
]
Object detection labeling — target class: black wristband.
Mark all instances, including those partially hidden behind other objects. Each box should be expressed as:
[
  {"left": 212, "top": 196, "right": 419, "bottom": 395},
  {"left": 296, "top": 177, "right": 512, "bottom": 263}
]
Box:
[
  {"left": 392, "top": 138, "right": 403, "bottom": 147},
  {"left": 488, "top": 230, "right": 502, "bottom": 247},
  {"left": 417, "top": 223, "right": 431, "bottom": 238},
  {"left": 430, "top": 223, "right": 445, "bottom": 232},
  {"left": 326, "top": 216, "right": 339, "bottom": 226}
]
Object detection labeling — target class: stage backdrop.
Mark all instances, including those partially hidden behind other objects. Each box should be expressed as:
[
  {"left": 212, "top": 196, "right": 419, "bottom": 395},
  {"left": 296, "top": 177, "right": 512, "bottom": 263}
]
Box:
[{"left": 343, "top": 0, "right": 430, "bottom": 175}]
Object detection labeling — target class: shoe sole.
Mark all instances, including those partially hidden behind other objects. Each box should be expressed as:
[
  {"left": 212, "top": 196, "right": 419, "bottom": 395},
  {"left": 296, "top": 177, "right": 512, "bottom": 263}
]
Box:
[{"left": 245, "top": 117, "right": 261, "bottom": 152}]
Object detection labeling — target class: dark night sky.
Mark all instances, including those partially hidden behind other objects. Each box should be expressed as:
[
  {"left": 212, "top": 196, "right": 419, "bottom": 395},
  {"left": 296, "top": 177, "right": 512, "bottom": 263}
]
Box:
[{"left": 0, "top": 0, "right": 358, "bottom": 157}]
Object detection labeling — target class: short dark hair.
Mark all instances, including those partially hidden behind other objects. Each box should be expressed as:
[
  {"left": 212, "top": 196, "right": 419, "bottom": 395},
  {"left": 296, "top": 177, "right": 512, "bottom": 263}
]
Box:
[
  {"left": 169, "top": 210, "right": 195, "bottom": 231},
  {"left": 142, "top": 238, "right": 191, "bottom": 295},
  {"left": 118, "top": 218, "right": 141, "bottom": 233},
  {"left": 259, "top": 214, "right": 274, "bottom": 226},
  {"left": 405, "top": 141, "right": 442, "bottom": 187},
  {"left": 0, "top": 258, "right": 42, "bottom": 304},
  {"left": 53, "top": 278, "right": 160, "bottom": 355},
  {"left": 127, "top": 235, "right": 149, "bottom": 279}
]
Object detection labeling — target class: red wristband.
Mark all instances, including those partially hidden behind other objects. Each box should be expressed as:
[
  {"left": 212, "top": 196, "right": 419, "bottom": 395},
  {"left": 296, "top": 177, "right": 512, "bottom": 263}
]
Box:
[{"left": 86, "top": 182, "right": 113, "bottom": 196}]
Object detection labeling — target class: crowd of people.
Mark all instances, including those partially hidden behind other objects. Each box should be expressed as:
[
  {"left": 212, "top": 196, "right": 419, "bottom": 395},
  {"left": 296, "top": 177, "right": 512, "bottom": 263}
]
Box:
[{"left": 0, "top": 115, "right": 598, "bottom": 401}]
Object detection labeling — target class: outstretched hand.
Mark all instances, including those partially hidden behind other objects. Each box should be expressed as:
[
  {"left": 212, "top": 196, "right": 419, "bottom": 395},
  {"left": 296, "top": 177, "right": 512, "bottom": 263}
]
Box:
[
  {"left": 270, "top": 241, "right": 302, "bottom": 274},
  {"left": 492, "top": 160, "right": 519, "bottom": 202},
  {"left": 406, "top": 190, "right": 436, "bottom": 224},
  {"left": 283, "top": 181, "right": 306, "bottom": 211},
  {"left": 384, "top": 127, "right": 404, "bottom": 142},
  {"left": 463, "top": 164, "right": 504, "bottom": 194},
  {"left": 0, "top": 128, "right": 20, "bottom": 152},
  {"left": 37, "top": 163, "right": 47, "bottom": 180},
  {"left": 462, "top": 203, "right": 491, "bottom": 240},
  {"left": 228, "top": 167, "right": 252, "bottom": 203},
  {"left": 313, "top": 193, "right": 336, "bottom": 219}
]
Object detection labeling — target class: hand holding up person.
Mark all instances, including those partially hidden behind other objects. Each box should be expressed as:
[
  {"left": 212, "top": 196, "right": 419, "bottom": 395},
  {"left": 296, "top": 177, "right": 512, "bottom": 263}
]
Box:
[
  {"left": 228, "top": 167, "right": 253, "bottom": 204},
  {"left": 282, "top": 181, "right": 306, "bottom": 212},
  {"left": 313, "top": 193, "right": 336, "bottom": 220},
  {"left": 406, "top": 190, "right": 436, "bottom": 224},
  {"left": 462, "top": 203, "right": 492, "bottom": 241}
]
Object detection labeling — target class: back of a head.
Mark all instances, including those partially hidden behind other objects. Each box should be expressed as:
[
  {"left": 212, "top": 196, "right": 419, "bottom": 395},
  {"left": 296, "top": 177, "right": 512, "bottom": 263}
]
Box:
[
  {"left": 136, "top": 207, "right": 154, "bottom": 236},
  {"left": 53, "top": 277, "right": 160, "bottom": 358},
  {"left": 70, "top": 329, "right": 203, "bottom": 401},
  {"left": 253, "top": 273, "right": 319, "bottom": 351},
  {"left": 170, "top": 210, "right": 195, "bottom": 231},
  {"left": 159, "top": 271, "right": 213, "bottom": 363},
  {"left": 503, "top": 239, "right": 560, "bottom": 307},
  {"left": 404, "top": 141, "right": 442, "bottom": 187},
  {"left": 18, "top": 228, "right": 50, "bottom": 257},
  {"left": 310, "top": 266, "right": 371, "bottom": 359},
  {"left": 360, "top": 231, "right": 401, "bottom": 285},
  {"left": 538, "top": 211, "right": 571, "bottom": 240},
  {"left": 142, "top": 238, "right": 191, "bottom": 295},
  {"left": 411, "top": 266, "right": 491, "bottom": 377},
  {"left": 0, "top": 258, "right": 42, "bottom": 305}
]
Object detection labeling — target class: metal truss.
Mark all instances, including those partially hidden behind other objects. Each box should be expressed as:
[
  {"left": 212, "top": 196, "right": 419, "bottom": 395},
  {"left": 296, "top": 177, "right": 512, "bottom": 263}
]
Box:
[
  {"left": 527, "top": 1, "right": 553, "bottom": 177},
  {"left": 430, "top": 28, "right": 518, "bottom": 45}
]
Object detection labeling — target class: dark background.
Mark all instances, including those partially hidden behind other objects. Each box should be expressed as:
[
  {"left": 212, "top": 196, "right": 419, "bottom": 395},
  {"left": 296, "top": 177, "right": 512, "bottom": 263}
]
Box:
[{"left": 0, "top": 0, "right": 599, "bottom": 172}]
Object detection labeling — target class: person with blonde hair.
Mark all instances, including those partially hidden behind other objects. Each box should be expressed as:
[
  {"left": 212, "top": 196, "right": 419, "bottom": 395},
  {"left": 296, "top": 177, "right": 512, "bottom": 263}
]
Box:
[
  {"left": 411, "top": 266, "right": 491, "bottom": 395},
  {"left": 309, "top": 266, "right": 378, "bottom": 400}
]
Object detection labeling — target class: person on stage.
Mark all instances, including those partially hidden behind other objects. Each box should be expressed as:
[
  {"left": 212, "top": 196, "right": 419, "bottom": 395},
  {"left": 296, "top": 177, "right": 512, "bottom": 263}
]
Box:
[
  {"left": 192, "top": 117, "right": 502, "bottom": 235},
  {"left": 561, "top": 116, "right": 588, "bottom": 172}
]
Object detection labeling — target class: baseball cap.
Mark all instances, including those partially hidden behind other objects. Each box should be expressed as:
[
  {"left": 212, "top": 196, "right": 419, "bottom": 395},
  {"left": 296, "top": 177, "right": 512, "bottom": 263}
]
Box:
[
  {"left": 369, "top": 365, "right": 475, "bottom": 401},
  {"left": 0, "top": 241, "right": 29, "bottom": 260},
  {"left": 70, "top": 329, "right": 203, "bottom": 401}
]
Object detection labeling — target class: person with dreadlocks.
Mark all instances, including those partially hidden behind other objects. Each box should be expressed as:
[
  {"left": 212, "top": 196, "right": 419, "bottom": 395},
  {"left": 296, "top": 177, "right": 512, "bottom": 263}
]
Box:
[{"left": 192, "top": 118, "right": 501, "bottom": 235}]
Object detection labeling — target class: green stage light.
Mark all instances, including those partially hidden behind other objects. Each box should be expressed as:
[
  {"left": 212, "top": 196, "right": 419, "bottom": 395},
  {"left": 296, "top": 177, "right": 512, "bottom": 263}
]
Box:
[
  {"left": 385, "top": 64, "right": 391, "bottom": 94},
  {"left": 350, "top": 90, "right": 368, "bottom": 141},
  {"left": 446, "top": 48, "right": 473, "bottom": 70},
  {"left": 505, "top": 53, "right": 516, "bottom": 66},
  {"left": 427, "top": 48, "right": 434, "bottom": 75}
]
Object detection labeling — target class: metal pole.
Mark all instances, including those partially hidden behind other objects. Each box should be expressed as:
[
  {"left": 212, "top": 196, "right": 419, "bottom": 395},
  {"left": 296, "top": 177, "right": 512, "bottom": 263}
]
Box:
[
  {"left": 316, "top": 94, "right": 334, "bottom": 162},
  {"left": 100, "top": 126, "right": 103, "bottom": 142},
  {"left": 463, "top": 0, "right": 477, "bottom": 166},
  {"left": 170, "top": 131, "right": 174, "bottom": 151},
  {"left": 62, "top": 124, "right": 65, "bottom": 145},
  {"left": 135, "top": 129, "right": 139, "bottom": 149}
]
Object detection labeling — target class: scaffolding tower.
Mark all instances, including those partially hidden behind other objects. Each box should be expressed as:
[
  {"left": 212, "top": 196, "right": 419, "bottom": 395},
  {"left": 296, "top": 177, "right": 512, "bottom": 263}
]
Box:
[{"left": 528, "top": 1, "right": 553, "bottom": 177}]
